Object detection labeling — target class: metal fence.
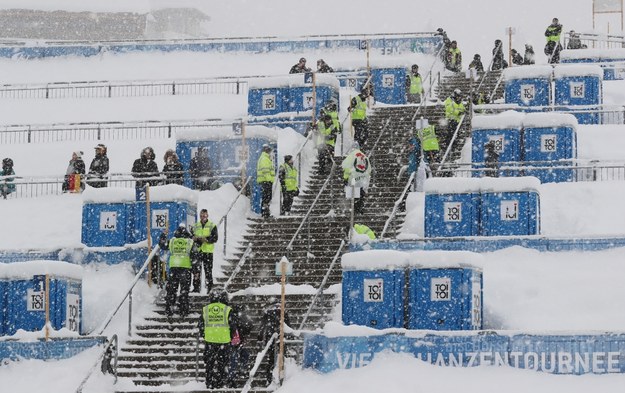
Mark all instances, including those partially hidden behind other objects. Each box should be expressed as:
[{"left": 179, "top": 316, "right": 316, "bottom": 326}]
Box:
[
  {"left": 566, "top": 31, "right": 625, "bottom": 50},
  {"left": 0, "top": 119, "right": 238, "bottom": 144},
  {"left": 0, "top": 78, "right": 248, "bottom": 100},
  {"left": 473, "top": 104, "right": 625, "bottom": 125}
]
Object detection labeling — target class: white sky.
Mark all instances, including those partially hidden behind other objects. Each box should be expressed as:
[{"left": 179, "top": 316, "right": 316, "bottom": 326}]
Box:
[{"left": 2, "top": 1, "right": 625, "bottom": 392}]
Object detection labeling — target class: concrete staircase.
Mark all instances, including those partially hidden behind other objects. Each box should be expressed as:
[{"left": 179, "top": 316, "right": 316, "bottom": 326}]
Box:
[{"left": 112, "top": 105, "right": 423, "bottom": 392}]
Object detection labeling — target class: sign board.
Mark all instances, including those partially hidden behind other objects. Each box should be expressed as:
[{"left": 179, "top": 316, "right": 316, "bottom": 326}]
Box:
[
  {"left": 569, "top": 81, "right": 586, "bottom": 98},
  {"left": 431, "top": 277, "right": 451, "bottom": 301},
  {"left": 303, "top": 92, "right": 314, "bottom": 109},
  {"left": 359, "top": 40, "right": 368, "bottom": 50},
  {"left": 28, "top": 275, "right": 46, "bottom": 311},
  {"left": 443, "top": 202, "right": 462, "bottom": 222},
  {"left": 363, "top": 278, "right": 384, "bottom": 302},
  {"left": 152, "top": 209, "right": 169, "bottom": 230},
  {"left": 382, "top": 74, "right": 395, "bottom": 88},
  {"left": 520, "top": 84, "right": 536, "bottom": 102},
  {"left": 304, "top": 72, "right": 314, "bottom": 84},
  {"left": 540, "top": 134, "right": 557, "bottom": 152},
  {"left": 99, "top": 211, "right": 117, "bottom": 231},
  {"left": 471, "top": 279, "right": 482, "bottom": 327},
  {"left": 232, "top": 122, "right": 242, "bottom": 135},
  {"left": 488, "top": 135, "right": 505, "bottom": 152},
  {"left": 593, "top": 0, "right": 622, "bottom": 12},
  {"left": 262, "top": 94, "right": 276, "bottom": 111},
  {"left": 135, "top": 186, "right": 147, "bottom": 201},
  {"left": 500, "top": 200, "right": 519, "bottom": 221},
  {"left": 66, "top": 292, "right": 80, "bottom": 332},
  {"left": 275, "top": 260, "right": 293, "bottom": 276}
]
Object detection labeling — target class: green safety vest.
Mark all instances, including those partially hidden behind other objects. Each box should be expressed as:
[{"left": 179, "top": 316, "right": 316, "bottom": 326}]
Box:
[
  {"left": 354, "top": 224, "right": 376, "bottom": 240},
  {"left": 168, "top": 237, "right": 193, "bottom": 268},
  {"left": 444, "top": 97, "right": 465, "bottom": 122},
  {"left": 256, "top": 151, "right": 275, "bottom": 184},
  {"left": 546, "top": 26, "right": 561, "bottom": 42},
  {"left": 280, "top": 163, "right": 298, "bottom": 191},
  {"left": 409, "top": 74, "right": 423, "bottom": 95},
  {"left": 202, "top": 303, "right": 232, "bottom": 344},
  {"left": 449, "top": 47, "right": 461, "bottom": 66},
  {"left": 351, "top": 95, "right": 367, "bottom": 120},
  {"left": 418, "top": 125, "right": 440, "bottom": 152},
  {"left": 328, "top": 110, "right": 340, "bottom": 129},
  {"left": 321, "top": 121, "right": 340, "bottom": 147},
  {"left": 193, "top": 220, "right": 216, "bottom": 253}
]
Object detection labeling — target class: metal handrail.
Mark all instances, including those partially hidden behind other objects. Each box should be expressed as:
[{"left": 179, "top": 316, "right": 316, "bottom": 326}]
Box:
[
  {"left": 366, "top": 118, "right": 391, "bottom": 161},
  {"left": 241, "top": 333, "right": 278, "bottom": 393},
  {"left": 223, "top": 244, "right": 253, "bottom": 292},
  {"left": 380, "top": 170, "right": 416, "bottom": 239},
  {"left": 219, "top": 176, "right": 251, "bottom": 255},
  {"left": 92, "top": 246, "right": 160, "bottom": 336},
  {"left": 488, "top": 71, "right": 506, "bottom": 103},
  {"left": 435, "top": 113, "right": 467, "bottom": 173},
  {"left": 75, "top": 334, "right": 118, "bottom": 393},
  {"left": 286, "top": 163, "right": 336, "bottom": 251},
  {"left": 297, "top": 239, "right": 346, "bottom": 330}
]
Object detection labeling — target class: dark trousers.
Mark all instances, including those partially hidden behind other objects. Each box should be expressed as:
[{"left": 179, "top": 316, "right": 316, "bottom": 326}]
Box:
[
  {"left": 442, "top": 120, "right": 459, "bottom": 152},
  {"left": 354, "top": 188, "right": 367, "bottom": 215},
  {"left": 191, "top": 252, "right": 213, "bottom": 293},
  {"left": 165, "top": 267, "right": 191, "bottom": 317},
  {"left": 352, "top": 119, "right": 368, "bottom": 149},
  {"left": 228, "top": 344, "right": 250, "bottom": 387},
  {"left": 260, "top": 182, "right": 273, "bottom": 218},
  {"left": 204, "top": 343, "right": 230, "bottom": 389},
  {"left": 318, "top": 144, "right": 334, "bottom": 176},
  {"left": 260, "top": 342, "right": 277, "bottom": 385},
  {"left": 281, "top": 190, "right": 297, "bottom": 214}
]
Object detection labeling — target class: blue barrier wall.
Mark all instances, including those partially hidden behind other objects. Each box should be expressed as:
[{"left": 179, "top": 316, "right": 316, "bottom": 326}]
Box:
[
  {"left": 303, "top": 331, "right": 625, "bottom": 374},
  {"left": 0, "top": 336, "right": 105, "bottom": 362},
  {"left": 0, "top": 35, "right": 443, "bottom": 59}
]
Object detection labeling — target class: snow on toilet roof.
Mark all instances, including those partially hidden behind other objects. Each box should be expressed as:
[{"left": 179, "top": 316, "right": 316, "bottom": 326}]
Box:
[
  {"left": 176, "top": 125, "right": 280, "bottom": 142},
  {"left": 248, "top": 73, "right": 340, "bottom": 89},
  {"left": 480, "top": 176, "right": 541, "bottom": 192},
  {"left": 561, "top": 48, "right": 625, "bottom": 61},
  {"left": 149, "top": 184, "right": 199, "bottom": 204},
  {"left": 341, "top": 250, "right": 483, "bottom": 271},
  {"left": 554, "top": 64, "right": 603, "bottom": 78},
  {"left": 424, "top": 177, "right": 481, "bottom": 194},
  {"left": 523, "top": 112, "right": 578, "bottom": 129},
  {"left": 0, "top": 260, "right": 83, "bottom": 280},
  {"left": 83, "top": 187, "right": 136, "bottom": 203},
  {"left": 504, "top": 65, "right": 553, "bottom": 80},
  {"left": 472, "top": 110, "right": 525, "bottom": 130}
]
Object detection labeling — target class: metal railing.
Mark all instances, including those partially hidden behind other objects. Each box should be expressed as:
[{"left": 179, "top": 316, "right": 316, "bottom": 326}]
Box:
[
  {"left": 218, "top": 176, "right": 252, "bottom": 255},
  {"left": 473, "top": 103, "right": 625, "bottom": 125},
  {"left": 435, "top": 113, "right": 467, "bottom": 173},
  {"left": 566, "top": 31, "right": 625, "bottom": 50},
  {"left": 286, "top": 163, "right": 336, "bottom": 251},
  {"left": 241, "top": 333, "right": 278, "bottom": 393},
  {"left": 411, "top": 44, "right": 447, "bottom": 123},
  {"left": 380, "top": 171, "right": 416, "bottom": 239},
  {"left": 297, "top": 239, "right": 346, "bottom": 330},
  {"left": 223, "top": 244, "right": 253, "bottom": 292},
  {"left": 0, "top": 77, "right": 248, "bottom": 100},
  {"left": 75, "top": 334, "right": 118, "bottom": 393},
  {"left": 92, "top": 246, "right": 160, "bottom": 336}
]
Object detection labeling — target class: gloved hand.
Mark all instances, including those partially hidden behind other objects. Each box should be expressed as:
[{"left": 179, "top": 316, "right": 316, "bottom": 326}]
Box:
[
  {"left": 158, "top": 233, "right": 167, "bottom": 249},
  {"left": 281, "top": 185, "right": 287, "bottom": 193},
  {"left": 343, "top": 179, "right": 349, "bottom": 186}
]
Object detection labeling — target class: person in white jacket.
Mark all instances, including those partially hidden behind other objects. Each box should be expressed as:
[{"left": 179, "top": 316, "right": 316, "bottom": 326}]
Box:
[{"left": 341, "top": 142, "right": 371, "bottom": 214}]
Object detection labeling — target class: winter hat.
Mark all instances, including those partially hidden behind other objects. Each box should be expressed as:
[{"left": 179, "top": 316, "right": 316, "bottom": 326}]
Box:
[{"left": 74, "top": 151, "right": 83, "bottom": 159}]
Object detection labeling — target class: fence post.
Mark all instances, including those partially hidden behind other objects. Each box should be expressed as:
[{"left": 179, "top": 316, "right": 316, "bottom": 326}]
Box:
[
  {"left": 168, "top": 124, "right": 172, "bottom": 139},
  {"left": 28, "top": 126, "right": 31, "bottom": 144},
  {"left": 172, "top": 82, "right": 176, "bottom": 96}
]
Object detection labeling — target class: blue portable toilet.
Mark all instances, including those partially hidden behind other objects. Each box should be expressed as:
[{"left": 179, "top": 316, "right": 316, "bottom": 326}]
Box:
[
  {"left": 424, "top": 178, "right": 481, "bottom": 238},
  {"left": 130, "top": 185, "right": 198, "bottom": 245},
  {"left": 554, "top": 64, "right": 603, "bottom": 124},
  {"left": 81, "top": 188, "right": 136, "bottom": 247},
  {"left": 287, "top": 74, "right": 340, "bottom": 116},
  {"left": 504, "top": 65, "right": 553, "bottom": 107},
  {"left": 371, "top": 67, "right": 406, "bottom": 105},
  {"left": 248, "top": 87, "right": 286, "bottom": 116},
  {"left": 3, "top": 261, "right": 84, "bottom": 336},
  {"left": 479, "top": 176, "right": 541, "bottom": 236},
  {"left": 522, "top": 113, "right": 578, "bottom": 183},
  {"left": 406, "top": 251, "right": 483, "bottom": 330},
  {"left": 471, "top": 111, "right": 524, "bottom": 177},
  {"left": 0, "top": 264, "right": 5, "bottom": 335},
  {"left": 341, "top": 250, "right": 407, "bottom": 329}
]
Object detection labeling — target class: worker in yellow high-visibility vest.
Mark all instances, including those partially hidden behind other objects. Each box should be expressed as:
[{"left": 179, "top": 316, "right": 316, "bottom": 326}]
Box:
[{"left": 405, "top": 64, "right": 424, "bottom": 104}]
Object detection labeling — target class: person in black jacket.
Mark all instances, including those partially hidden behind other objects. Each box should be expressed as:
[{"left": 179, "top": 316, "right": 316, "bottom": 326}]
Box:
[
  {"left": 257, "top": 303, "right": 291, "bottom": 386},
  {"left": 468, "top": 54, "right": 484, "bottom": 72},
  {"left": 316, "top": 59, "right": 334, "bottom": 73},
  {"left": 162, "top": 149, "right": 184, "bottom": 185},
  {"left": 87, "top": 144, "right": 109, "bottom": 188},
  {"left": 63, "top": 151, "right": 86, "bottom": 193},
  {"left": 289, "top": 57, "right": 311, "bottom": 74},
  {"left": 491, "top": 39, "right": 508, "bottom": 71},
  {"left": 511, "top": 49, "right": 524, "bottom": 66},
  {"left": 190, "top": 147, "right": 212, "bottom": 190},
  {"left": 131, "top": 146, "right": 159, "bottom": 189}
]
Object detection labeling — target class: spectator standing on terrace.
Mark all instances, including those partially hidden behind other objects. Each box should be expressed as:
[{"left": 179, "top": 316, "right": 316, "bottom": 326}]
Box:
[
  {"left": 435, "top": 28, "right": 451, "bottom": 66},
  {"left": 62, "top": 151, "right": 85, "bottom": 193},
  {"left": 131, "top": 147, "right": 160, "bottom": 189},
  {"left": 87, "top": 144, "right": 109, "bottom": 188},
  {"left": 190, "top": 146, "right": 212, "bottom": 190},
  {"left": 524, "top": 44, "right": 536, "bottom": 65},
  {"left": 446, "top": 40, "right": 462, "bottom": 72},
  {"left": 289, "top": 57, "right": 311, "bottom": 74},
  {"left": 405, "top": 64, "right": 424, "bottom": 104},
  {"left": 316, "top": 59, "right": 334, "bottom": 73},
  {"left": 469, "top": 54, "right": 484, "bottom": 73},
  {"left": 545, "top": 17, "right": 563, "bottom": 63},
  {"left": 162, "top": 149, "right": 184, "bottom": 185},
  {"left": 567, "top": 30, "right": 583, "bottom": 49},
  {"left": 1, "top": 158, "right": 16, "bottom": 199},
  {"left": 511, "top": 49, "right": 524, "bottom": 66},
  {"left": 491, "top": 40, "right": 508, "bottom": 71}
]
